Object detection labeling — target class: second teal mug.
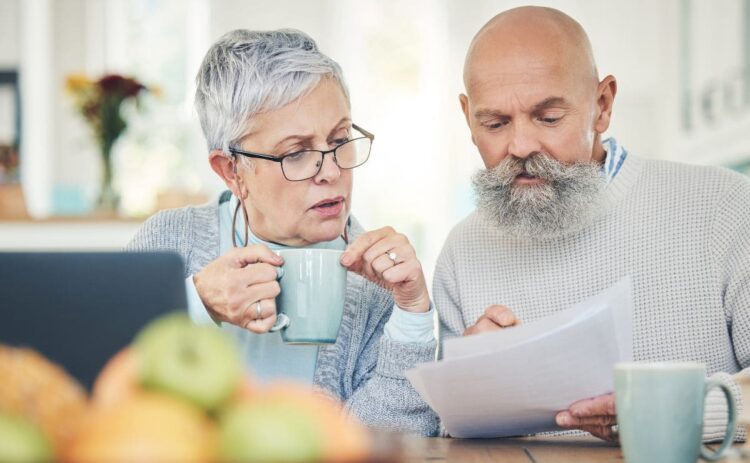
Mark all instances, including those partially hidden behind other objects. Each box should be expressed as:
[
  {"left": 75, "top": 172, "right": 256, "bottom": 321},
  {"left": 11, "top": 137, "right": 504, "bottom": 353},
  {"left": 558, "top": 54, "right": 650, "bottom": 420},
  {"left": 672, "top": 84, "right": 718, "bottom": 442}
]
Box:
[
  {"left": 615, "top": 362, "right": 737, "bottom": 463},
  {"left": 271, "top": 249, "right": 347, "bottom": 344}
]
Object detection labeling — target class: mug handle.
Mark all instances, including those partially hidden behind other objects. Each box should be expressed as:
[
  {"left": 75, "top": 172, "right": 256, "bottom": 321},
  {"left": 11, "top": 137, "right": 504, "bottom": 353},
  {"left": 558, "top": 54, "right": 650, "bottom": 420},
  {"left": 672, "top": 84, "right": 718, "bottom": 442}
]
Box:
[
  {"left": 269, "top": 313, "right": 290, "bottom": 332},
  {"left": 268, "top": 265, "right": 289, "bottom": 332},
  {"left": 699, "top": 378, "right": 737, "bottom": 461}
]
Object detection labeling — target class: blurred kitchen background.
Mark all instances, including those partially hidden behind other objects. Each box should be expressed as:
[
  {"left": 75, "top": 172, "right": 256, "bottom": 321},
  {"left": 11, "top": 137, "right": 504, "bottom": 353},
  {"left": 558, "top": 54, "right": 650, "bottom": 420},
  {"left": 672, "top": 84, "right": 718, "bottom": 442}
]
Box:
[{"left": 1, "top": 0, "right": 749, "bottom": 283}]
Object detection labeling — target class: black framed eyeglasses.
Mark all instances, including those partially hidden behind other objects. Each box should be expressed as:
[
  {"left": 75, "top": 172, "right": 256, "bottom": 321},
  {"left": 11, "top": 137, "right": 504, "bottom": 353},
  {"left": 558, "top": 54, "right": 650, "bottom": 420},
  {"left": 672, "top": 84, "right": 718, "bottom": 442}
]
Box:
[{"left": 229, "top": 124, "right": 374, "bottom": 181}]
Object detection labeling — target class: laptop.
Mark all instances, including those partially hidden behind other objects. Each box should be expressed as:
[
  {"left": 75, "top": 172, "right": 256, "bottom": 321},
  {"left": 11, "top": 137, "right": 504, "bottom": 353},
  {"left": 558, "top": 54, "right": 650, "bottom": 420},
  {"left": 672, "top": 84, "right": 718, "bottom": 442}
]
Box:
[{"left": 0, "top": 251, "right": 187, "bottom": 389}]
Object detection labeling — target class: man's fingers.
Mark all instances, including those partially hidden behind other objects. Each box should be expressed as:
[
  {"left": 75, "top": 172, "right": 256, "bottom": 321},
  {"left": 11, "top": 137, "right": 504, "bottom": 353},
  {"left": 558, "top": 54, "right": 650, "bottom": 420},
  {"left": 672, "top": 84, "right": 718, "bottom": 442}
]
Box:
[
  {"left": 569, "top": 394, "right": 616, "bottom": 417},
  {"left": 231, "top": 244, "right": 284, "bottom": 267},
  {"left": 463, "top": 316, "right": 504, "bottom": 336},
  {"left": 483, "top": 305, "right": 519, "bottom": 327},
  {"left": 341, "top": 227, "right": 395, "bottom": 266}
]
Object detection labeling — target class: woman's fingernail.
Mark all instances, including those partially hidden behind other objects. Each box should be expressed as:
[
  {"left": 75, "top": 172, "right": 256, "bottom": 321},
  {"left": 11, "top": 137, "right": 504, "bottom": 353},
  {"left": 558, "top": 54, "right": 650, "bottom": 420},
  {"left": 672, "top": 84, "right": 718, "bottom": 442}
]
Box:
[
  {"left": 556, "top": 414, "right": 569, "bottom": 426},
  {"left": 340, "top": 254, "right": 351, "bottom": 266}
]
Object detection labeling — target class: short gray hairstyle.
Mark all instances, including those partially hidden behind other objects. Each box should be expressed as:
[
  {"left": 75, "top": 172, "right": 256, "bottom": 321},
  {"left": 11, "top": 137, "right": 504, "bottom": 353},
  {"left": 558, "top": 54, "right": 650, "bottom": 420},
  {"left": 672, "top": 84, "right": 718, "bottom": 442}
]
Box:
[{"left": 195, "top": 29, "right": 349, "bottom": 153}]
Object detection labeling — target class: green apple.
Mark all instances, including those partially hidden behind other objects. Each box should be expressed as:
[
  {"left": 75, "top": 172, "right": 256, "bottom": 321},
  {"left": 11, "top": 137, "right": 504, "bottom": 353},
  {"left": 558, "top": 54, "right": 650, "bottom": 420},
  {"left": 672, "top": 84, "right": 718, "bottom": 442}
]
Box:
[
  {"left": 219, "top": 401, "right": 323, "bottom": 463},
  {"left": 0, "top": 413, "right": 53, "bottom": 463},
  {"left": 135, "top": 312, "right": 242, "bottom": 411}
]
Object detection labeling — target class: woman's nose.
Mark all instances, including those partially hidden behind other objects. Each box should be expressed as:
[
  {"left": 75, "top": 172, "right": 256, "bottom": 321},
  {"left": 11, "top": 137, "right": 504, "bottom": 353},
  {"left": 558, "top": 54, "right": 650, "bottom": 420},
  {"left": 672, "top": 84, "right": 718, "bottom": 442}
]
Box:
[{"left": 313, "top": 151, "right": 341, "bottom": 183}]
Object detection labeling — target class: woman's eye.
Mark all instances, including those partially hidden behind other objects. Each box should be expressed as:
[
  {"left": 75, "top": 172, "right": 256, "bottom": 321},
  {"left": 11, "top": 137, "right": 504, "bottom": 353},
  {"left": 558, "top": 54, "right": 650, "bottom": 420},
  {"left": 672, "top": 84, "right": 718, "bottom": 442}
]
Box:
[
  {"left": 284, "top": 151, "right": 306, "bottom": 160},
  {"left": 332, "top": 137, "right": 350, "bottom": 146}
]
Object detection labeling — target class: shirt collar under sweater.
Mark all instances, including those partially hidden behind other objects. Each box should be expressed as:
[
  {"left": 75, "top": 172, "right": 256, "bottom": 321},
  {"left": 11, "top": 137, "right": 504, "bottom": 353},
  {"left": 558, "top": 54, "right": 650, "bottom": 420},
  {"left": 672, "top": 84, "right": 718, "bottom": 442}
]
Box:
[{"left": 602, "top": 137, "right": 628, "bottom": 182}]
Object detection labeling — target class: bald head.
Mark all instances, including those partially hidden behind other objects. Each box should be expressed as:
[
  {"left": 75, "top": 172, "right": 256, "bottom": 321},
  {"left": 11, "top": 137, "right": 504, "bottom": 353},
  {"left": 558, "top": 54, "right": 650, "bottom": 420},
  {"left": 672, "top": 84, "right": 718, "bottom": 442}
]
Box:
[
  {"left": 458, "top": 6, "right": 617, "bottom": 174},
  {"left": 464, "top": 6, "right": 598, "bottom": 92}
]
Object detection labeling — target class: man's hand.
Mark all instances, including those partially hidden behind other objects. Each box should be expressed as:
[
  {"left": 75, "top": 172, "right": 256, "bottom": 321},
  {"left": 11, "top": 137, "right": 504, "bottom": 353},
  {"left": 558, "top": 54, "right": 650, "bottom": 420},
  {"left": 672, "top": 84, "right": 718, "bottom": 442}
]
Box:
[
  {"left": 463, "top": 305, "right": 520, "bottom": 336},
  {"left": 555, "top": 393, "right": 618, "bottom": 442}
]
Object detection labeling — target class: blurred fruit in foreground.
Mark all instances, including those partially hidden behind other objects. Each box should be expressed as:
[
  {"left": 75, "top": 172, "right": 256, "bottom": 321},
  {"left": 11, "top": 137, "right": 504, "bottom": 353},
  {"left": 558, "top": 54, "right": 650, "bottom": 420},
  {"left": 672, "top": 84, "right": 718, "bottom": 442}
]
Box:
[
  {"left": 220, "top": 382, "right": 371, "bottom": 463},
  {"left": 135, "top": 312, "right": 242, "bottom": 411},
  {"left": 62, "top": 392, "right": 217, "bottom": 463},
  {"left": 0, "top": 413, "right": 54, "bottom": 463},
  {"left": 91, "top": 346, "right": 140, "bottom": 408},
  {"left": 0, "top": 345, "right": 88, "bottom": 451}
]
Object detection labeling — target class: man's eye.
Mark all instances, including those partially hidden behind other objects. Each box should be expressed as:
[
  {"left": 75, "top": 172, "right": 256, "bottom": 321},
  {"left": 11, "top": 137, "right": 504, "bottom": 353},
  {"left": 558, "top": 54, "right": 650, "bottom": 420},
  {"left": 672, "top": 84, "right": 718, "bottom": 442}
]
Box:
[
  {"left": 539, "top": 116, "right": 562, "bottom": 125},
  {"left": 482, "top": 120, "right": 507, "bottom": 130}
]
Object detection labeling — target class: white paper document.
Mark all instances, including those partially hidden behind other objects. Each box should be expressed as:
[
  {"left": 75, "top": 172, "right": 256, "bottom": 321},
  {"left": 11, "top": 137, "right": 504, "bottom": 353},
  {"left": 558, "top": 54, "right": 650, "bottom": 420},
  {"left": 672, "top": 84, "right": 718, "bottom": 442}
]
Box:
[{"left": 406, "top": 277, "right": 634, "bottom": 438}]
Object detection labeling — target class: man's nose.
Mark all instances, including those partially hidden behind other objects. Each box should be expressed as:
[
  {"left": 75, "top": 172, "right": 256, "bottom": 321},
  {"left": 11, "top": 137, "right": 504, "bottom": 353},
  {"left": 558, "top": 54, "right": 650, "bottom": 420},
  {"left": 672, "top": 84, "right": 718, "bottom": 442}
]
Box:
[{"left": 507, "top": 121, "right": 542, "bottom": 159}]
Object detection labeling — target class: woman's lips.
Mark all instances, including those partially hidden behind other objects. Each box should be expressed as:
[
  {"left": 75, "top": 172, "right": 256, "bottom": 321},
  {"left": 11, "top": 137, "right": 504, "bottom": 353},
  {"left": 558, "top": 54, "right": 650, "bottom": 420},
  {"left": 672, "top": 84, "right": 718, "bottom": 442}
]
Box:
[{"left": 310, "top": 197, "right": 345, "bottom": 217}]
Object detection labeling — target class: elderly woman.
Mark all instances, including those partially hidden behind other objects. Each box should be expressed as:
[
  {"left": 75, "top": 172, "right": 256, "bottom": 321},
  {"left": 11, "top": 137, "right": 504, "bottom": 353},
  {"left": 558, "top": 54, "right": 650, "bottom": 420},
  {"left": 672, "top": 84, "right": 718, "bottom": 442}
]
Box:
[{"left": 127, "top": 29, "right": 438, "bottom": 436}]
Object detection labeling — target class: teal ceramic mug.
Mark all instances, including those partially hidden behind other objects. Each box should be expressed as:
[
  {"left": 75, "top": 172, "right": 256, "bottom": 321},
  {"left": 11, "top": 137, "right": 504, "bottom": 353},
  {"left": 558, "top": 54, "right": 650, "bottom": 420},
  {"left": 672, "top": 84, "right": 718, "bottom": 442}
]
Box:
[
  {"left": 615, "top": 362, "right": 737, "bottom": 463},
  {"left": 270, "top": 249, "right": 347, "bottom": 344}
]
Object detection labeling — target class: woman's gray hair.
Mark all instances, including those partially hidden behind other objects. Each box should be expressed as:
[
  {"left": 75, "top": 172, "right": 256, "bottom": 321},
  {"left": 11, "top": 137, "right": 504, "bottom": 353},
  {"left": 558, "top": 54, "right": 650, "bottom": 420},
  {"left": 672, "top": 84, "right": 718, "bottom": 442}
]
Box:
[{"left": 195, "top": 29, "right": 349, "bottom": 154}]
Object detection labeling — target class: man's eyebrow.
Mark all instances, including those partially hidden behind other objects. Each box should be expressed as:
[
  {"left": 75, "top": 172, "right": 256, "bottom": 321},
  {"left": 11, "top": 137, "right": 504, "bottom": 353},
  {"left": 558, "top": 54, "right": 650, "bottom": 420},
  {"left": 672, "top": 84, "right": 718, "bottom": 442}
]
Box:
[
  {"left": 473, "top": 97, "right": 570, "bottom": 119},
  {"left": 532, "top": 97, "right": 570, "bottom": 111},
  {"left": 474, "top": 109, "right": 507, "bottom": 119}
]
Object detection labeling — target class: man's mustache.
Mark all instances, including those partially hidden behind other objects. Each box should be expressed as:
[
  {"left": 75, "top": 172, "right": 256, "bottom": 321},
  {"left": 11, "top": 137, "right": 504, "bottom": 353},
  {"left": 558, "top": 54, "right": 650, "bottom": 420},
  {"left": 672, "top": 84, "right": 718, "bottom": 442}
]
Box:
[{"left": 493, "top": 153, "right": 561, "bottom": 185}]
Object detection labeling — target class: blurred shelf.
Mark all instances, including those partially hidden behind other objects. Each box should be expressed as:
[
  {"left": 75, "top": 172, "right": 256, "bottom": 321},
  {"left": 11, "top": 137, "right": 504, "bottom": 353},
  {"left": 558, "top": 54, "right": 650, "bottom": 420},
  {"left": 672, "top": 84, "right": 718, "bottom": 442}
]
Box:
[{"left": 0, "top": 218, "right": 144, "bottom": 251}]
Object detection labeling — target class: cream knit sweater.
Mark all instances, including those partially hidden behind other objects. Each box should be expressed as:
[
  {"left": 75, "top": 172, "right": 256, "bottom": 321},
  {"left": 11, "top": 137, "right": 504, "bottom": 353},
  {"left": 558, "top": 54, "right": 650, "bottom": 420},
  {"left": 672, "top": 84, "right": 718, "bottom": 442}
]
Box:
[{"left": 434, "top": 153, "right": 750, "bottom": 441}]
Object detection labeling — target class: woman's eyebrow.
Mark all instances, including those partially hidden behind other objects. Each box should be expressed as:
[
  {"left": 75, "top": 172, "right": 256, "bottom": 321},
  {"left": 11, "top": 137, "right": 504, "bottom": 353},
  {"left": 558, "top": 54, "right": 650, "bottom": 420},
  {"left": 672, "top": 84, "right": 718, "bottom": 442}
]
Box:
[{"left": 327, "top": 117, "right": 352, "bottom": 137}]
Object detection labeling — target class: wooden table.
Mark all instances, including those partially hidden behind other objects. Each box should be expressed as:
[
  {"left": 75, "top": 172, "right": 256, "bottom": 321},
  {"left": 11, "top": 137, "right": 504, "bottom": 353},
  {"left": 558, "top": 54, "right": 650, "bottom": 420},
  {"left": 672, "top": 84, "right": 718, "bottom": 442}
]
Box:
[
  {"left": 390, "top": 435, "right": 622, "bottom": 462},
  {"left": 391, "top": 435, "right": 747, "bottom": 462}
]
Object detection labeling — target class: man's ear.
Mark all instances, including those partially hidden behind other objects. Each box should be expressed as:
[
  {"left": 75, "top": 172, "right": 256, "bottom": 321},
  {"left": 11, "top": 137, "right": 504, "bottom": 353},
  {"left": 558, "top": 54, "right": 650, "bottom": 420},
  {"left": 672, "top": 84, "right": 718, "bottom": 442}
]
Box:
[
  {"left": 209, "top": 150, "right": 246, "bottom": 198},
  {"left": 594, "top": 75, "right": 617, "bottom": 134},
  {"left": 459, "top": 93, "right": 477, "bottom": 146}
]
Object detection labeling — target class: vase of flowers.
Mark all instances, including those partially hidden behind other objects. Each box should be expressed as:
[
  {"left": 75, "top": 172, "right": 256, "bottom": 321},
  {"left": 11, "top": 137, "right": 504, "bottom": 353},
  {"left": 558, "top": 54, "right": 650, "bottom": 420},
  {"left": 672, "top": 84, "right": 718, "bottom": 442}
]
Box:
[{"left": 65, "top": 73, "right": 150, "bottom": 213}]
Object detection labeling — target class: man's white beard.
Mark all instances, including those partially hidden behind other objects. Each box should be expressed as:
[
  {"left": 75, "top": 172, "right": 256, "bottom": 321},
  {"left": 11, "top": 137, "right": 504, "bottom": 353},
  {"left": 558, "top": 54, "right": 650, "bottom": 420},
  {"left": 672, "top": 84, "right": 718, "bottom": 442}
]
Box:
[{"left": 472, "top": 153, "right": 605, "bottom": 240}]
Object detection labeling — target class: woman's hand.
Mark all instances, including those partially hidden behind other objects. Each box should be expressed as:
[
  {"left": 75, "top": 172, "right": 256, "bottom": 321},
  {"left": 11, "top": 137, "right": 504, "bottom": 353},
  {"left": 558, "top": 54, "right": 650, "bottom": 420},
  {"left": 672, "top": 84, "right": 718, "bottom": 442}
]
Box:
[
  {"left": 341, "top": 226, "right": 430, "bottom": 313},
  {"left": 193, "top": 245, "right": 283, "bottom": 333}
]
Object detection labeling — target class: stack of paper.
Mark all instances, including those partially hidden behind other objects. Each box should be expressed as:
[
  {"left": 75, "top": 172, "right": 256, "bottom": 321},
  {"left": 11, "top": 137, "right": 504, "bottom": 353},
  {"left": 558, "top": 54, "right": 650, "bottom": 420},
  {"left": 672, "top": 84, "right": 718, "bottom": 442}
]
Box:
[{"left": 407, "top": 278, "right": 634, "bottom": 438}]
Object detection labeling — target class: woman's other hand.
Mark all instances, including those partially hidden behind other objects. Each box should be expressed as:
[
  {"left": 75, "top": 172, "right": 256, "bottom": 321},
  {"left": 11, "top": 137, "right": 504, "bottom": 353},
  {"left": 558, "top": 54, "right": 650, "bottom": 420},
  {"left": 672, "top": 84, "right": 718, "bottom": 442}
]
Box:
[
  {"left": 341, "top": 227, "right": 430, "bottom": 313},
  {"left": 193, "top": 244, "right": 283, "bottom": 333}
]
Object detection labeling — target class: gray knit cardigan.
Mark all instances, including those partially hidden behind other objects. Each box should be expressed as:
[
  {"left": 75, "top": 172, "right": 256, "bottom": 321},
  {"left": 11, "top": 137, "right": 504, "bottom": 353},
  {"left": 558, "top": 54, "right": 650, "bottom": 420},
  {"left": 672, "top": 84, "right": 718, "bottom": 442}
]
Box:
[{"left": 126, "top": 196, "right": 439, "bottom": 436}]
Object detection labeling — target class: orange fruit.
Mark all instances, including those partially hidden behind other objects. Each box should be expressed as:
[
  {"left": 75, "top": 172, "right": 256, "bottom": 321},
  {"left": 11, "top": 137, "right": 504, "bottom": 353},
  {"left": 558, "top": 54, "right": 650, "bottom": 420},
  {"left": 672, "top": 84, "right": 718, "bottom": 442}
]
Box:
[
  {"left": 62, "top": 391, "right": 217, "bottom": 463},
  {"left": 253, "top": 382, "right": 371, "bottom": 462},
  {"left": 0, "top": 345, "right": 88, "bottom": 452},
  {"left": 91, "top": 347, "right": 140, "bottom": 409}
]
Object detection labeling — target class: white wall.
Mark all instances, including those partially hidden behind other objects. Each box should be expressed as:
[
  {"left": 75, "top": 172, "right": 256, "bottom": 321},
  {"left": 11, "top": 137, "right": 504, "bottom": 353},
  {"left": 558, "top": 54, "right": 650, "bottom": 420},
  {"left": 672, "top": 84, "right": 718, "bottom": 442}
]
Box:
[{"left": 0, "top": 0, "right": 19, "bottom": 67}]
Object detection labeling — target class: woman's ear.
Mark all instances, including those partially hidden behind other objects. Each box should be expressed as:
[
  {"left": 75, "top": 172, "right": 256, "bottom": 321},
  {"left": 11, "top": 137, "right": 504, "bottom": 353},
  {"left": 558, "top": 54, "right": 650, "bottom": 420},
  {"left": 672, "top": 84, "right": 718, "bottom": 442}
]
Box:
[{"left": 209, "top": 150, "right": 247, "bottom": 198}]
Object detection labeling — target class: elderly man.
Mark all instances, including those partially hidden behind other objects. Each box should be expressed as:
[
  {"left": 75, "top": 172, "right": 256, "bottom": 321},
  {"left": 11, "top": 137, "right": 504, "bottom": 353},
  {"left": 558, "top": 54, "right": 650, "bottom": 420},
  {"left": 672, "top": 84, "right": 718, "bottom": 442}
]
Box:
[{"left": 434, "top": 6, "right": 749, "bottom": 442}]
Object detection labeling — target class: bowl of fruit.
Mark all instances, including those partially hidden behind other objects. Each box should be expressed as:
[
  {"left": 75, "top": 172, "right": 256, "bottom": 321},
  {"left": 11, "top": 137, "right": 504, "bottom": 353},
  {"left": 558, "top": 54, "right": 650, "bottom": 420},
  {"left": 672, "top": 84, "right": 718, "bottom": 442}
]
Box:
[{"left": 0, "top": 312, "right": 374, "bottom": 463}]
